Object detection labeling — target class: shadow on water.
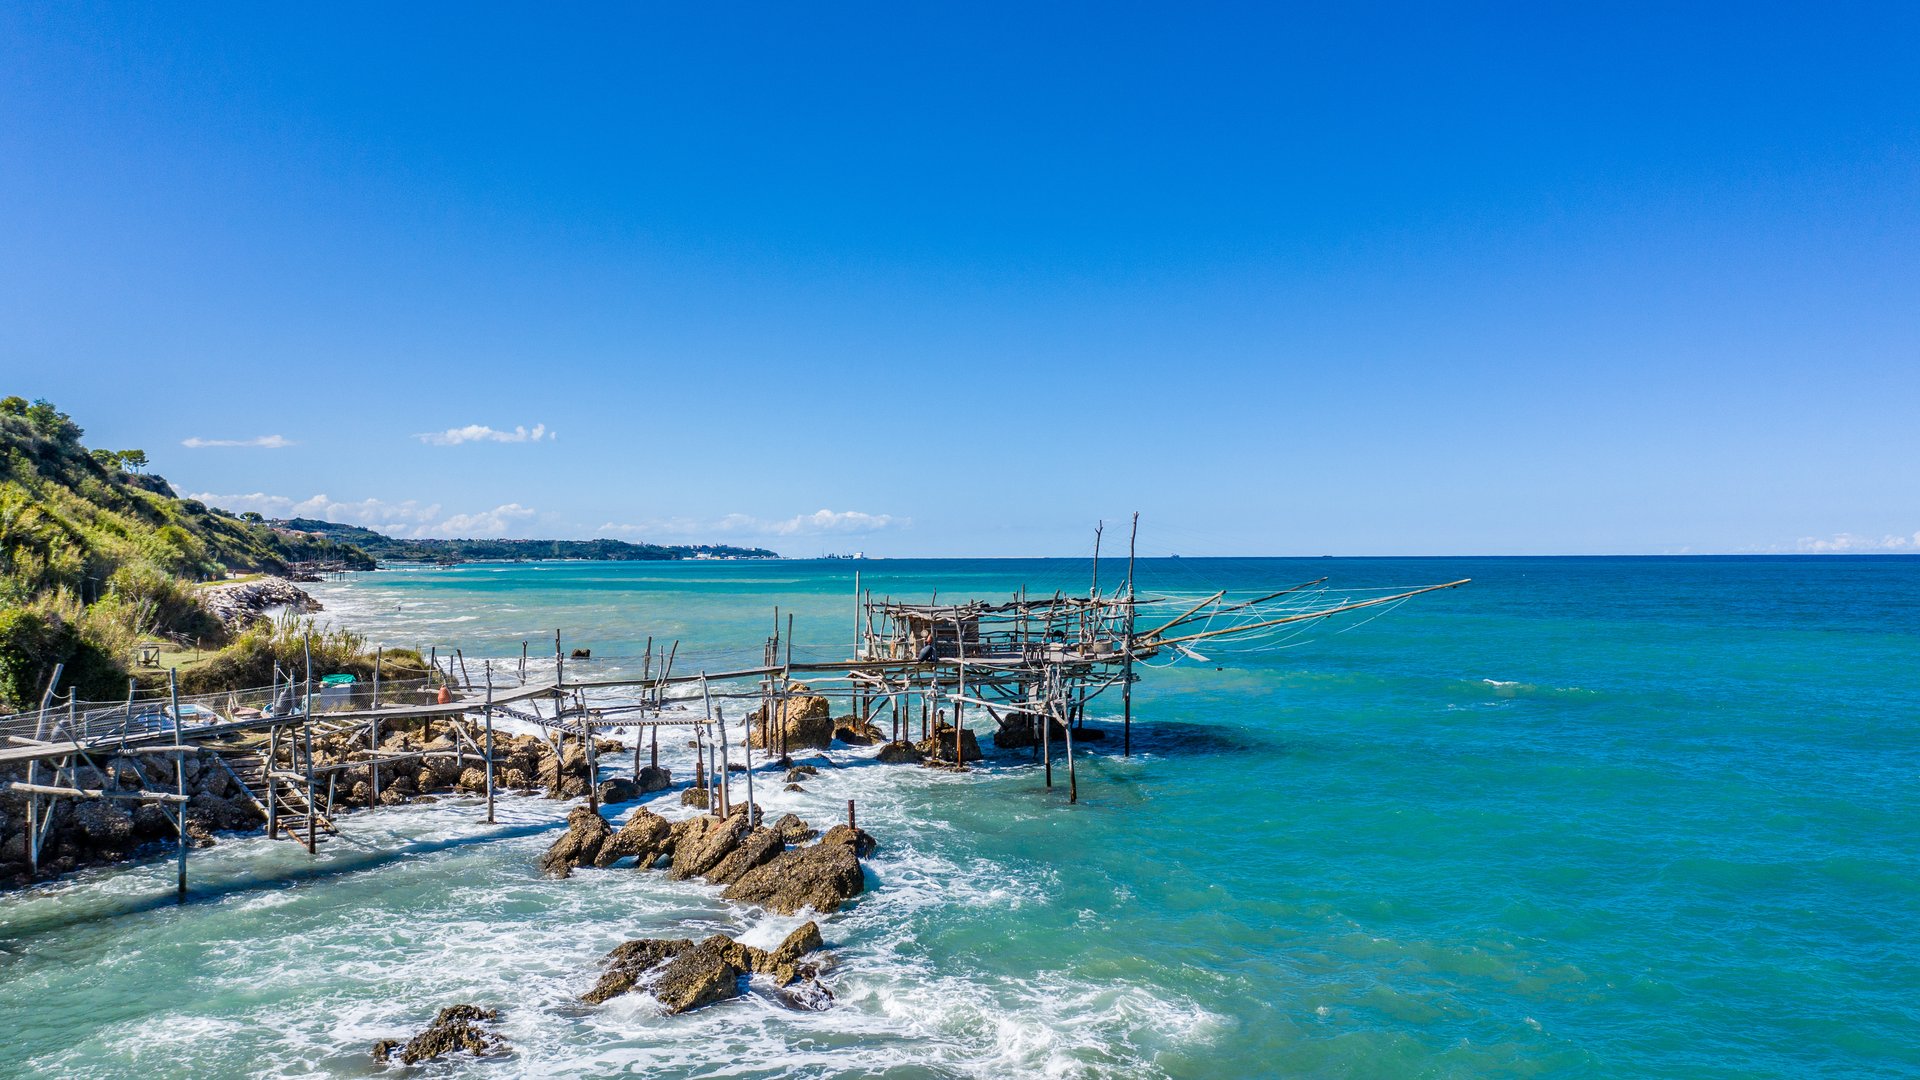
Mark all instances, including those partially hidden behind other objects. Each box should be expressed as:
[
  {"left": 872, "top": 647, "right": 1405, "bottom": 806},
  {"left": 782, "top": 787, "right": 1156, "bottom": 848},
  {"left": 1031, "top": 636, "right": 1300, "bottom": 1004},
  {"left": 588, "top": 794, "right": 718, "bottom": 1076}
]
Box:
[{"left": 0, "top": 818, "right": 567, "bottom": 945}]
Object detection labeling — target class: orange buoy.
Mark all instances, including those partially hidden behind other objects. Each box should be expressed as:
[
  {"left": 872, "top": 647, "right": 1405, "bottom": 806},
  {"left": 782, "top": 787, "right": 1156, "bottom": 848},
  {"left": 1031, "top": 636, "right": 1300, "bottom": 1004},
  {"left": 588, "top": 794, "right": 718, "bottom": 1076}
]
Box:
[{"left": 436, "top": 685, "right": 452, "bottom": 704}]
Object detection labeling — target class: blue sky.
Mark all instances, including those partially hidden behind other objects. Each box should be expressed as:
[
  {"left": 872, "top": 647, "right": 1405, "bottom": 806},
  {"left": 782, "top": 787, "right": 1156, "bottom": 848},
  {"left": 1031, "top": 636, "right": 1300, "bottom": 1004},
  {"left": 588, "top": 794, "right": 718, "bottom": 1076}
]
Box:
[{"left": 3, "top": 3, "right": 1915, "bottom": 556}]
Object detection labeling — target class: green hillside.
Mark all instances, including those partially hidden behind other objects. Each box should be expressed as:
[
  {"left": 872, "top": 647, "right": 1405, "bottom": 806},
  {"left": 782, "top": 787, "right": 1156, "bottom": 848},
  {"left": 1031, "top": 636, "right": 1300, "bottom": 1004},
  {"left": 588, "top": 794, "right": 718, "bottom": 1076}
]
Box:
[{"left": 0, "top": 396, "right": 376, "bottom": 707}]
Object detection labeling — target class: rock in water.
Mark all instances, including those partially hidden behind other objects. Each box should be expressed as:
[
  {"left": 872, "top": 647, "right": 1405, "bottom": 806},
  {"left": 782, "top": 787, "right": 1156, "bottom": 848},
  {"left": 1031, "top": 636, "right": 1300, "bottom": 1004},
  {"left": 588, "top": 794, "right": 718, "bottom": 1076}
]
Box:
[
  {"left": 634, "top": 764, "right": 672, "bottom": 793},
  {"left": 679, "top": 786, "right": 710, "bottom": 809},
  {"left": 537, "top": 805, "right": 612, "bottom": 878},
  {"left": 992, "top": 711, "right": 1064, "bottom": 749},
  {"left": 818, "top": 823, "right": 878, "bottom": 858},
  {"left": 581, "top": 937, "right": 745, "bottom": 1013},
  {"left": 915, "top": 724, "right": 982, "bottom": 764},
  {"left": 770, "top": 812, "right": 817, "bottom": 844},
  {"left": 769, "top": 920, "right": 823, "bottom": 969},
  {"left": 702, "top": 826, "right": 786, "bottom": 886},
  {"left": 583, "top": 926, "right": 829, "bottom": 1012},
  {"left": 832, "top": 718, "right": 885, "bottom": 745},
  {"left": 747, "top": 685, "right": 836, "bottom": 751},
  {"left": 875, "top": 740, "right": 922, "bottom": 764},
  {"left": 721, "top": 834, "right": 866, "bottom": 915},
  {"left": 596, "top": 777, "right": 639, "bottom": 805},
  {"left": 667, "top": 812, "right": 750, "bottom": 881},
  {"left": 651, "top": 941, "right": 748, "bottom": 1013},
  {"left": 582, "top": 938, "right": 691, "bottom": 1005},
  {"left": 594, "top": 807, "right": 675, "bottom": 868},
  {"left": 372, "top": 1004, "right": 508, "bottom": 1065}
]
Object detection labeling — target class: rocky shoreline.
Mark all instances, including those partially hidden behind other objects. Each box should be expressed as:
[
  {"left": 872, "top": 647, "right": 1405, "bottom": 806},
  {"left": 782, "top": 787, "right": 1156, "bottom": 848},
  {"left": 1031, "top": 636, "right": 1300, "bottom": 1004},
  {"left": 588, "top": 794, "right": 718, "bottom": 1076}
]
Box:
[
  {"left": 0, "top": 719, "right": 617, "bottom": 888},
  {"left": 196, "top": 575, "right": 322, "bottom": 633}
]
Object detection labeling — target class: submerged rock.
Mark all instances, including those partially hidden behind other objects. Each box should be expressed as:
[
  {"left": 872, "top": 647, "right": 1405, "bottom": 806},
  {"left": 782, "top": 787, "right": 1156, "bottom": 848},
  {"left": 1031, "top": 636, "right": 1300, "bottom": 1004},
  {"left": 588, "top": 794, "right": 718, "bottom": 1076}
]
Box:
[
  {"left": 583, "top": 923, "right": 828, "bottom": 1013},
  {"left": 634, "top": 764, "right": 672, "bottom": 793},
  {"left": 372, "top": 1004, "right": 508, "bottom": 1065}
]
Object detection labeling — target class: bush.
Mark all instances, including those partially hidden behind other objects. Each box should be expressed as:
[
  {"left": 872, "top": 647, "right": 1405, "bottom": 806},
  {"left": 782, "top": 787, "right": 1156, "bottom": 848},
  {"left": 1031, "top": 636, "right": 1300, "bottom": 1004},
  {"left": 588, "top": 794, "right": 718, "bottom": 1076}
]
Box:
[
  {"left": 0, "top": 603, "right": 124, "bottom": 710},
  {"left": 179, "top": 614, "right": 428, "bottom": 694}
]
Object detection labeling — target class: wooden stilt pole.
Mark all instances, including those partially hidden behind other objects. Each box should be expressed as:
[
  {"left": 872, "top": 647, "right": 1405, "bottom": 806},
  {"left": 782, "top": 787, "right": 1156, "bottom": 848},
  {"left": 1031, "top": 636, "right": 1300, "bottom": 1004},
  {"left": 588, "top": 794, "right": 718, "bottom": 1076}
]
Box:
[
  {"left": 370, "top": 646, "right": 382, "bottom": 808},
  {"left": 1125, "top": 511, "right": 1137, "bottom": 758},
  {"left": 484, "top": 661, "right": 496, "bottom": 824},
  {"left": 303, "top": 635, "right": 316, "bottom": 854},
  {"left": 954, "top": 616, "right": 966, "bottom": 769},
  {"left": 584, "top": 695, "right": 599, "bottom": 814},
  {"left": 26, "top": 664, "right": 61, "bottom": 876},
  {"left": 1042, "top": 667, "right": 1053, "bottom": 788},
  {"left": 703, "top": 674, "right": 726, "bottom": 813},
  {"left": 169, "top": 668, "right": 187, "bottom": 898},
  {"left": 1065, "top": 706, "right": 1077, "bottom": 804}
]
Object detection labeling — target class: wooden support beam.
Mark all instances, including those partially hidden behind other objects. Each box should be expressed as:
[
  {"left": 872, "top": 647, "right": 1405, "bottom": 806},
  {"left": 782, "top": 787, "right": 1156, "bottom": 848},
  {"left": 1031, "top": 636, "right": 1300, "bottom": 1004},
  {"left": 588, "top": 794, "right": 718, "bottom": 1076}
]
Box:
[{"left": 6, "top": 781, "right": 189, "bottom": 804}]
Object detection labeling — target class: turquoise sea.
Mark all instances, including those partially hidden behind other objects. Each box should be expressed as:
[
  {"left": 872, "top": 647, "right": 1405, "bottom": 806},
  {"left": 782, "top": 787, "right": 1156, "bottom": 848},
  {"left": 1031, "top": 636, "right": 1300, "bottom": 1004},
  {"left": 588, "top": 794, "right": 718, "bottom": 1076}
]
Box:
[{"left": 2, "top": 556, "right": 1916, "bottom": 1078}]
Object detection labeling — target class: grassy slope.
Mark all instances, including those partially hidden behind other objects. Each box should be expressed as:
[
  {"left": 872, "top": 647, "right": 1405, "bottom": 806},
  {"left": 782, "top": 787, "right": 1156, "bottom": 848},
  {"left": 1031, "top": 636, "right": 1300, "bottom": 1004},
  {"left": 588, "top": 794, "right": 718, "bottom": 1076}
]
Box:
[{"left": 0, "top": 401, "right": 378, "bottom": 707}]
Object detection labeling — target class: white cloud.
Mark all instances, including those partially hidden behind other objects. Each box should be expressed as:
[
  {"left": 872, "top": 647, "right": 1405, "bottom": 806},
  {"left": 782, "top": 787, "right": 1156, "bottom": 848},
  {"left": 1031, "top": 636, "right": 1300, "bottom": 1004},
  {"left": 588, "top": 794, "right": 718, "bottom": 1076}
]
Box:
[
  {"left": 415, "top": 423, "right": 553, "bottom": 446},
  {"left": 767, "top": 509, "right": 898, "bottom": 535},
  {"left": 1795, "top": 531, "right": 1920, "bottom": 554},
  {"left": 191, "top": 492, "right": 539, "bottom": 539},
  {"left": 181, "top": 435, "right": 293, "bottom": 449},
  {"left": 599, "top": 509, "right": 904, "bottom": 542}
]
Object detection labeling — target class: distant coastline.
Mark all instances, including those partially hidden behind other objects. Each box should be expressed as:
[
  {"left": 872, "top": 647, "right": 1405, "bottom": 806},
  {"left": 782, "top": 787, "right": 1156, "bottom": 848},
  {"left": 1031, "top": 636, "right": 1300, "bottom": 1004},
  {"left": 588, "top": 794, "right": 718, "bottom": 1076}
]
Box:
[{"left": 267, "top": 517, "right": 780, "bottom": 565}]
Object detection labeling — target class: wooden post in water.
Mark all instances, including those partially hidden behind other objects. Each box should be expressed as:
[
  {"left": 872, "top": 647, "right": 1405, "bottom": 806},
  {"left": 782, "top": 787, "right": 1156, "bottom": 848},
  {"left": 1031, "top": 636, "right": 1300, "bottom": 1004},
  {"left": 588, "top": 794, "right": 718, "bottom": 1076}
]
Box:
[
  {"left": 483, "top": 661, "right": 496, "bottom": 824},
  {"left": 1065, "top": 707, "right": 1077, "bottom": 804},
  {"left": 455, "top": 649, "right": 471, "bottom": 689},
  {"left": 1125, "top": 513, "right": 1137, "bottom": 756},
  {"left": 584, "top": 693, "right": 599, "bottom": 814},
  {"left": 703, "top": 674, "right": 729, "bottom": 817},
  {"left": 266, "top": 724, "right": 279, "bottom": 836},
  {"left": 783, "top": 612, "right": 794, "bottom": 759},
  {"left": 169, "top": 668, "right": 187, "bottom": 898},
  {"left": 693, "top": 724, "right": 706, "bottom": 808},
  {"left": 740, "top": 703, "right": 755, "bottom": 822},
  {"left": 369, "top": 647, "right": 383, "bottom": 808},
  {"left": 520, "top": 640, "right": 528, "bottom": 683},
  {"left": 1042, "top": 667, "right": 1053, "bottom": 788},
  {"left": 954, "top": 616, "right": 966, "bottom": 768},
  {"left": 303, "top": 634, "right": 316, "bottom": 854},
  {"left": 554, "top": 630, "right": 563, "bottom": 687}
]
